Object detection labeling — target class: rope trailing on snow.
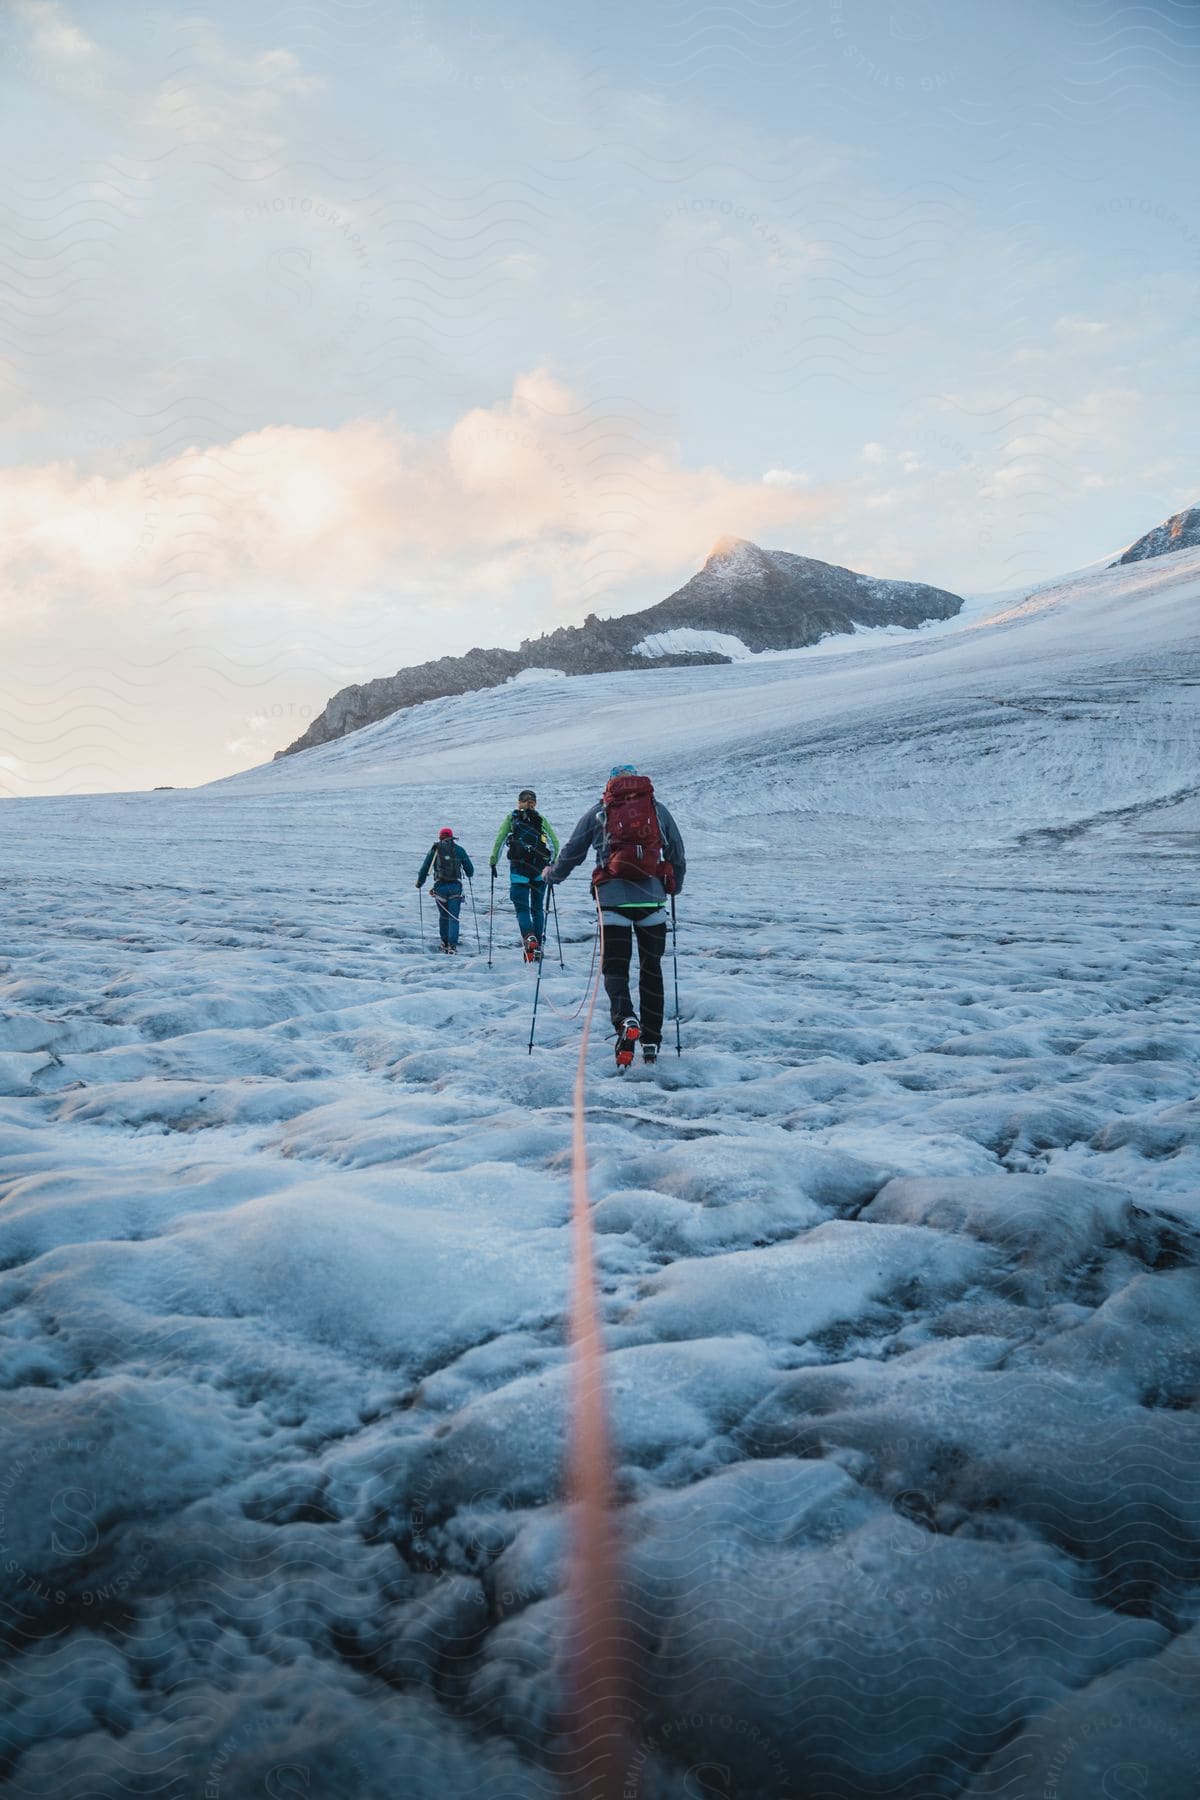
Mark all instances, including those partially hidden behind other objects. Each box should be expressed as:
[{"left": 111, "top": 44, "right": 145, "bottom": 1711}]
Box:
[
  {"left": 538, "top": 918, "right": 600, "bottom": 1023},
  {"left": 563, "top": 890, "right": 628, "bottom": 1798}
]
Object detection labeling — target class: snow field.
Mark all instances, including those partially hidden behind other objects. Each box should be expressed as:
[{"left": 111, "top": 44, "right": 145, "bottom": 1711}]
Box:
[
  {"left": 2, "top": 783, "right": 1199, "bottom": 1797},
  {"left": 2, "top": 544, "right": 1200, "bottom": 1795}
]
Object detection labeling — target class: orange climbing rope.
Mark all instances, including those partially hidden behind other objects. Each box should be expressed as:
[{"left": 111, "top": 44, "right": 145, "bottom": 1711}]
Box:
[{"left": 563, "top": 892, "right": 629, "bottom": 1799}]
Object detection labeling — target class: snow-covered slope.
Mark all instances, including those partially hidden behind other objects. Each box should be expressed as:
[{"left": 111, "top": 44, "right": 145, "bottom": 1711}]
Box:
[
  {"left": 2, "top": 543, "right": 1199, "bottom": 1798},
  {"left": 220, "top": 544, "right": 1200, "bottom": 853},
  {"left": 633, "top": 626, "right": 753, "bottom": 659}
]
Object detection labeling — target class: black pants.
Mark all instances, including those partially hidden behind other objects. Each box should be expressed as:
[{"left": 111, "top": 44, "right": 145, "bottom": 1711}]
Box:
[{"left": 601, "top": 920, "right": 668, "bottom": 1044}]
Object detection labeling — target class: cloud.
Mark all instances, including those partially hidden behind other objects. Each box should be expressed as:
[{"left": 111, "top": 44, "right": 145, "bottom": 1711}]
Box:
[
  {"left": 1055, "top": 316, "right": 1109, "bottom": 337},
  {"left": 142, "top": 34, "right": 322, "bottom": 152},
  {"left": 762, "top": 468, "right": 810, "bottom": 487},
  {"left": 0, "top": 372, "right": 826, "bottom": 629},
  {"left": 13, "top": 0, "right": 97, "bottom": 61},
  {"left": 860, "top": 442, "right": 887, "bottom": 465}
]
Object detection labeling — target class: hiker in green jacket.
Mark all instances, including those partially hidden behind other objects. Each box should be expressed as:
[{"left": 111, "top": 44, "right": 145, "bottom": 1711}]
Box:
[{"left": 490, "top": 788, "right": 560, "bottom": 962}]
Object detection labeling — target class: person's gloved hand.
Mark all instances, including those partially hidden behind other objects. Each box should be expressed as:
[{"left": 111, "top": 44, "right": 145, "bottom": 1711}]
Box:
[
  {"left": 489, "top": 862, "right": 497, "bottom": 874},
  {"left": 415, "top": 880, "right": 423, "bottom": 888},
  {"left": 661, "top": 864, "right": 677, "bottom": 895}
]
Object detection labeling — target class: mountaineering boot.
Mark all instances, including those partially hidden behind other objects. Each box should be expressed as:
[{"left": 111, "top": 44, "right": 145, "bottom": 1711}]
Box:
[
  {"left": 615, "top": 1017, "right": 640, "bottom": 1068},
  {"left": 642, "top": 1042, "right": 659, "bottom": 1065},
  {"left": 524, "top": 934, "right": 541, "bottom": 964},
  {"left": 444, "top": 943, "right": 457, "bottom": 955}
]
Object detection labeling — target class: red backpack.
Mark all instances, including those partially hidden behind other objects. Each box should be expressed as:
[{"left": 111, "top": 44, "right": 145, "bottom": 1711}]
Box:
[{"left": 593, "top": 774, "right": 673, "bottom": 888}]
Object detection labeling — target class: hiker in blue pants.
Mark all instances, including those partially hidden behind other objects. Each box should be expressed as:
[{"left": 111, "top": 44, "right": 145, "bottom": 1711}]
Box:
[
  {"left": 416, "top": 828, "right": 475, "bottom": 953},
  {"left": 489, "top": 788, "right": 560, "bottom": 962}
]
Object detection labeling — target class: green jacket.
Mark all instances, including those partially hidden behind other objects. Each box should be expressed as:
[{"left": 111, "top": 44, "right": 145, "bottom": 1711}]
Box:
[{"left": 490, "top": 808, "right": 559, "bottom": 873}]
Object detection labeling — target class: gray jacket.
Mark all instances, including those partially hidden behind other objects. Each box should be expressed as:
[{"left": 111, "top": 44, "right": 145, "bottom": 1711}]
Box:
[{"left": 545, "top": 796, "right": 686, "bottom": 914}]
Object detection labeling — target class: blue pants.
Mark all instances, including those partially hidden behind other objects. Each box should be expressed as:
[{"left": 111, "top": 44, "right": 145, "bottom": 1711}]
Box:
[
  {"left": 432, "top": 881, "right": 463, "bottom": 945},
  {"left": 510, "top": 877, "right": 545, "bottom": 942}
]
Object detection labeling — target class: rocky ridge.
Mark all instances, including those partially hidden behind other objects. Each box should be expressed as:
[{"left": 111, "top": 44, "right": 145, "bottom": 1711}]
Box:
[
  {"left": 1115, "top": 502, "right": 1200, "bottom": 565},
  {"left": 278, "top": 538, "right": 964, "bottom": 758}
]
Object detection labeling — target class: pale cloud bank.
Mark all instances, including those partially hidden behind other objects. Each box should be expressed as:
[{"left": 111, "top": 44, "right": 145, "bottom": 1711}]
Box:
[
  {"left": 0, "top": 372, "right": 824, "bottom": 630},
  {"left": 13, "top": 0, "right": 98, "bottom": 61}
]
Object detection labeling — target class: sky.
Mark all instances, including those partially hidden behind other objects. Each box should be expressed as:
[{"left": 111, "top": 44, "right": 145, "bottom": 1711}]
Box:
[{"left": 1, "top": 0, "right": 1198, "bottom": 794}]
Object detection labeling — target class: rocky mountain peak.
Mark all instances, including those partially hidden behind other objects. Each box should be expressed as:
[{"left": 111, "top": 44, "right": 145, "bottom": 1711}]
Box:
[
  {"left": 277, "top": 540, "right": 964, "bottom": 759},
  {"left": 702, "top": 536, "right": 776, "bottom": 580},
  {"left": 1114, "top": 501, "right": 1200, "bottom": 565}
]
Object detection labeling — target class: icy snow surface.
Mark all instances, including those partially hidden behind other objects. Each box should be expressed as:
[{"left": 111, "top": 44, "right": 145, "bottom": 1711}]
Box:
[
  {"left": 633, "top": 628, "right": 752, "bottom": 659},
  {"left": 2, "top": 550, "right": 1200, "bottom": 1797}
]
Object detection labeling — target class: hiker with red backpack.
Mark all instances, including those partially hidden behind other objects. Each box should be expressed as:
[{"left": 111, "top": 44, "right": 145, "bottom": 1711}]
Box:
[
  {"left": 489, "top": 788, "right": 560, "bottom": 962},
  {"left": 416, "top": 828, "right": 475, "bottom": 953},
  {"left": 542, "top": 765, "right": 686, "bottom": 1065}
]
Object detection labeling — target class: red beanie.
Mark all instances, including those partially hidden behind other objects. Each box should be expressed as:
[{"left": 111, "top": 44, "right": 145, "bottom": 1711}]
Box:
[{"left": 439, "top": 827, "right": 454, "bottom": 838}]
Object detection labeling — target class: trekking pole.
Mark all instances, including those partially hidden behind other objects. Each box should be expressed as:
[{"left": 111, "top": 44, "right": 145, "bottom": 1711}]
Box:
[
  {"left": 670, "top": 894, "right": 682, "bottom": 1057},
  {"left": 487, "top": 868, "right": 496, "bottom": 968},
  {"left": 417, "top": 886, "right": 425, "bottom": 948},
  {"left": 549, "top": 882, "right": 564, "bottom": 968},
  {"left": 527, "top": 934, "right": 548, "bottom": 1053},
  {"left": 467, "top": 877, "right": 481, "bottom": 953}
]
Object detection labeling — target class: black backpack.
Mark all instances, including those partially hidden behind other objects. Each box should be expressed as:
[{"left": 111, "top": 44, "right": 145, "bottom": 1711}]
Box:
[
  {"left": 433, "top": 839, "right": 459, "bottom": 882},
  {"left": 508, "top": 809, "right": 550, "bottom": 878}
]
